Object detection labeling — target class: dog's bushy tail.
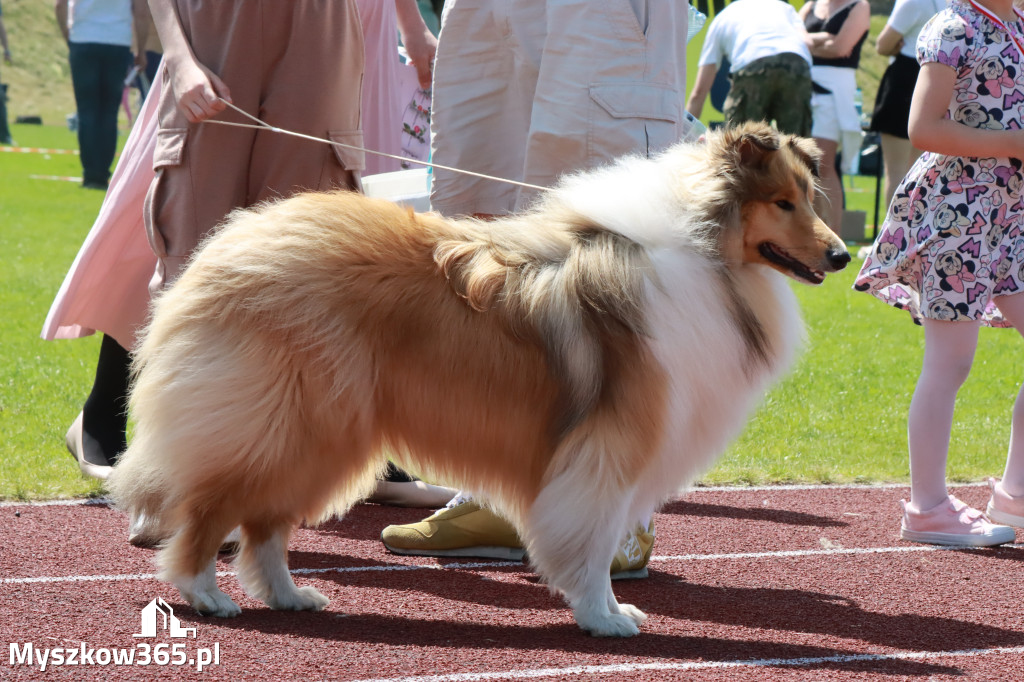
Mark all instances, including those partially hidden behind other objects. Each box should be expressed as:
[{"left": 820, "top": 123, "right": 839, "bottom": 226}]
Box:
[
  {"left": 106, "top": 310, "right": 255, "bottom": 535},
  {"left": 108, "top": 196, "right": 388, "bottom": 534}
]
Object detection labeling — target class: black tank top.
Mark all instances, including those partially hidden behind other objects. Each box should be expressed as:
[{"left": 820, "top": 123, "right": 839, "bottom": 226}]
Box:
[{"left": 804, "top": 0, "right": 868, "bottom": 69}]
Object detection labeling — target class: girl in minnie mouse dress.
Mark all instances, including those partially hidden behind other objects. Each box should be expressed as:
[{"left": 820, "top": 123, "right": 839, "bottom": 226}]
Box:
[{"left": 855, "top": 0, "right": 1024, "bottom": 546}]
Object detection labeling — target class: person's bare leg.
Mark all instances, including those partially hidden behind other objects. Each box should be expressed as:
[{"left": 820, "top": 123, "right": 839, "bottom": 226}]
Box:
[
  {"left": 879, "top": 133, "right": 921, "bottom": 210},
  {"left": 814, "top": 137, "right": 843, "bottom": 233}
]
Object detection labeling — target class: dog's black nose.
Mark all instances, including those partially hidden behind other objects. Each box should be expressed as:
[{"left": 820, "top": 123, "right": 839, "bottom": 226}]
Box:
[{"left": 828, "top": 248, "right": 852, "bottom": 270}]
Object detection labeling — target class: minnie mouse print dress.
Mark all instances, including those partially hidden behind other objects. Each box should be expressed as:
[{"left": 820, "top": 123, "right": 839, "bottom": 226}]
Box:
[{"left": 855, "top": 0, "right": 1024, "bottom": 327}]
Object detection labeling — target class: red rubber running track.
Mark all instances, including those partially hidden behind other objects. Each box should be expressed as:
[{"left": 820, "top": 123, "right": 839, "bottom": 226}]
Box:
[{"left": 2, "top": 484, "right": 1022, "bottom": 680}]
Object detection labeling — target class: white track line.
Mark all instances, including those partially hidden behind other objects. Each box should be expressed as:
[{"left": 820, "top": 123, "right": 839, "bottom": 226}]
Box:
[
  {"left": 652, "top": 543, "right": 1022, "bottom": 562},
  {"left": 4, "top": 544, "right": 1021, "bottom": 586},
  {"left": 691, "top": 482, "right": 912, "bottom": 492},
  {"left": 345, "top": 646, "right": 1024, "bottom": 682},
  {"left": 0, "top": 146, "right": 78, "bottom": 155},
  {"left": 0, "top": 498, "right": 111, "bottom": 508},
  {"left": 0, "top": 482, "right": 984, "bottom": 507},
  {"left": 1, "top": 562, "right": 524, "bottom": 586},
  {"left": 28, "top": 174, "right": 82, "bottom": 182}
]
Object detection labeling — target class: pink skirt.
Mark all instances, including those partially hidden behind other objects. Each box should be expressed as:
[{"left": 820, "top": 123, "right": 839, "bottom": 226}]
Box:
[
  {"left": 40, "top": 70, "right": 161, "bottom": 350},
  {"left": 356, "top": 0, "right": 403, "bottom": 176}
]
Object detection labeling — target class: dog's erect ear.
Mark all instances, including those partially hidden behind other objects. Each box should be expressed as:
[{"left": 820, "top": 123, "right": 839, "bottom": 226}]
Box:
[
  {"left": 732, "top": 123, "right": 781, "bottom": 167},
  {"left": 786, "top": 136, "right": 824, "bottom": 178}
]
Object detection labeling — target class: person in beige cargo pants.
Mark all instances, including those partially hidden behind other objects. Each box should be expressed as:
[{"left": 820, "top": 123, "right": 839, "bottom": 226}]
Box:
[
  {"left": 145, "top": 0, "right": 366, "bottom": 290},
  {"left": 383, "top": 0, "right": 695, "bottom": 578},
  {"left": 125, "top": 0, "right": 366, "bottom": 545}
]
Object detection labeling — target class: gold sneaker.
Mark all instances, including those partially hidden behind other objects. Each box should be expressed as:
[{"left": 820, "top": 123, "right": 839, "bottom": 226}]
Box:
[
  {"left": 381, "top": 500, "right": 526, "bottom": 560},
  {"left": 383, "top": 498, "right": 654, "bottom": 577},
  {"left": 609, "top": 521, "right": 655, "bottom": 580}
]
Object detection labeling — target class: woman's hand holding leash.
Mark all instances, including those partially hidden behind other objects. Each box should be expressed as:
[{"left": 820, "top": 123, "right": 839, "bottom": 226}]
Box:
[
  {"left": 170, "top": 58, "right": 232, "bottom": 124},
  {"left": 149, "top": 0, "right": 232, "bottom": 124}
]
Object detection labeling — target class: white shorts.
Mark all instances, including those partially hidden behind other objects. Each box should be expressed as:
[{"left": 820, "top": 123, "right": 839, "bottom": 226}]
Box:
[
  {"left": 429, "top": 0, "right": 689, "bottom": 217},
  {"left": 811, "top": 90, "right": 841, "bottom": 142},
  {"left": 809, "top": 65, "right": 859, "bottom": 144}
]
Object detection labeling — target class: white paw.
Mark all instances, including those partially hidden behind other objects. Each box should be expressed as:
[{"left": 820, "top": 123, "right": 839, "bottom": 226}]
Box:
[
  {"left": 183, "top": 586, "right": 241, "bottom": 618},
  {"left": 575, "top": 610, "right": 642, "bottom": 637},
  {"left": 616, "top": 603, "right": 647, "bottom": 626},
  {"left": 267, "top": 585, "right": 329, "bottom": 612}
]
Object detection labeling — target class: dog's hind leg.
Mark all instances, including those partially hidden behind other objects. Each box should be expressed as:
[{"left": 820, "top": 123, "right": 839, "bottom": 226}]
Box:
[
  {"left": 525, "top": 473, "right": 644, "bottom": 637},
  {"left": 159, "top": 517, "right": 241, "bottom": 617},
  {"left": 235, "top": 521, "right": 329, "bottom": 612}
]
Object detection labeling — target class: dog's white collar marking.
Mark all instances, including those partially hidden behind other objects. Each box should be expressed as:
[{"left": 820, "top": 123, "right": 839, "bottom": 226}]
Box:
[{"left": 207, "top": 99, "right": 552, "bottom": 195}]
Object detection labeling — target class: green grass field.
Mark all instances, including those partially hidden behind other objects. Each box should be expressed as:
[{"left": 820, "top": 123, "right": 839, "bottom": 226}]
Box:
[
  {"left": 1, "top": 124, "right": 108, "bottom": 500},
  {"left": 2, "top": 123, "right": 1022, "bottom": 501}
]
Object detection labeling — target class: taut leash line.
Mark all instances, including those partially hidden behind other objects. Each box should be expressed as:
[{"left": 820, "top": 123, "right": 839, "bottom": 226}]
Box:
[{"left": 204, "top": 98, "right": 552, "bottom": 194}]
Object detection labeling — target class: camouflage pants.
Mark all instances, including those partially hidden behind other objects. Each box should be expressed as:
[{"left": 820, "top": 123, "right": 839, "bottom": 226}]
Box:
[{"left": 724, "top": 52, "right": 812, "bottom": 137}]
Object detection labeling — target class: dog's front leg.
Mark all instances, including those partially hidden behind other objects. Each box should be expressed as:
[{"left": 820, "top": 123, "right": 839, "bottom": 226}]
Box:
[
  {"left": 569, "top": 573, "right": 647, "bottom": 637},
  {"left": 526, "top": 473, "right": 646, "bottom": 637}
]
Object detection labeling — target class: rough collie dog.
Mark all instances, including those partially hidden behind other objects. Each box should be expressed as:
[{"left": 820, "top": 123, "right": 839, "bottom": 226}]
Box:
[{"left": 109, "top": 122, "right": 849, "bottom": 637}]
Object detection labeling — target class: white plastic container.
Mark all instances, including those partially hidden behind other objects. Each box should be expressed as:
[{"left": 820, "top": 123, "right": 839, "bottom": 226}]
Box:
[{"left": 361, "top": 167, "right": 431, "bottom": 212}]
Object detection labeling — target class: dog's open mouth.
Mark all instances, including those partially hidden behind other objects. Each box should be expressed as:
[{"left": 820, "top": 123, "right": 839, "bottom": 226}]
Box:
[{"left": 758, "top": 242, "right": 825, "bottom": 285}]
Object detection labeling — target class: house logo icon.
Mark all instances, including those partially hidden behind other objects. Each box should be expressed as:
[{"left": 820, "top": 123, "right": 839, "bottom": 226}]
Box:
[{"left": 133, "top": 598, "right": 196, "bottom": 638}]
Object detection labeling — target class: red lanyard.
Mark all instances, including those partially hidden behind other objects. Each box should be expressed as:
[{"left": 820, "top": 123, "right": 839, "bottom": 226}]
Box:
[{"left": 967, "top": 0, "right": 1024, "bottom": 60}]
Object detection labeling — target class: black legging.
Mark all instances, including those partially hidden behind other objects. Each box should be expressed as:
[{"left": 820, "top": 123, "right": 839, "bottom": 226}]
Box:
[{"left": 80, "top": 334, "right": 130, "bottom": 466}]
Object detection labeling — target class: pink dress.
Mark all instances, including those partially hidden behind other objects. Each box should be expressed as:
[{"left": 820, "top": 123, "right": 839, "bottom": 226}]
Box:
[
  {"left": 357, "top": 0, "right": 403, "bottom": 176},
  {"left": 855, "top": 1, "right": 1024, "bottom": 327},
  {"left": 40, "top": 69, "right": 161, "bottom": 350}
]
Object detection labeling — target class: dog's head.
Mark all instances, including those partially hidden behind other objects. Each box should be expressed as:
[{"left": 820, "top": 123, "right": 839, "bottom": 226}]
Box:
[{"left": 706, "top": 122, "right": 850, "bottom": 285}]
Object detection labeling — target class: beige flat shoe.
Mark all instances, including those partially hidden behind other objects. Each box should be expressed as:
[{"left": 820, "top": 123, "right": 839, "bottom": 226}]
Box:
[
  {"left": 368, "top": 479, "right": 459, "bottom": 508},
  {"left": 129, "top": 513, "right": 241, "bottom": 553},
  {"left": 65, "top": 411, "right": 113, "bottom": 480}
]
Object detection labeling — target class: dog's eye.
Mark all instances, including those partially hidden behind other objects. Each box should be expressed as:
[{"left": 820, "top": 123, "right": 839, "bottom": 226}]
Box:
[{"left": 775, "top": 199, "right": 795, "bottom": 212}]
